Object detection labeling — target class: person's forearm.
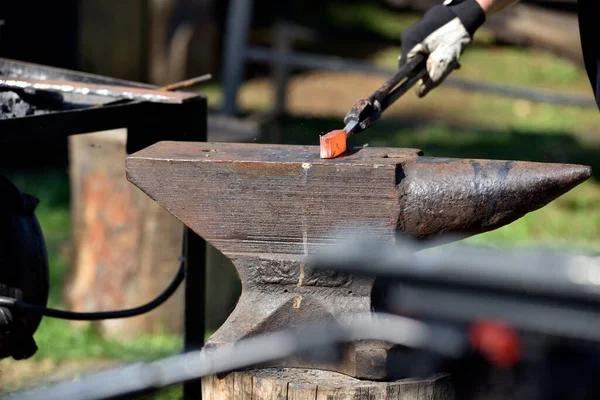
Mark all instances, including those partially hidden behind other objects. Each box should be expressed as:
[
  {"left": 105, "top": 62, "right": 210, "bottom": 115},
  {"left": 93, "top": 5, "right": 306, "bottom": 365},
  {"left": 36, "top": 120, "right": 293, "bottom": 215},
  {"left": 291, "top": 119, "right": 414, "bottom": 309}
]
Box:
[{"left": 475, "top": 0, "right": 519, "bottom": 15}]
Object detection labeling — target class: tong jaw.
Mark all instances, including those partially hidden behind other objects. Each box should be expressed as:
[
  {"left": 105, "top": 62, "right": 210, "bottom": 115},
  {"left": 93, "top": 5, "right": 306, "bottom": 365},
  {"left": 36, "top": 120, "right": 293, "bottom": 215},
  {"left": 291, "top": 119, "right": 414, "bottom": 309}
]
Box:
[
  {"left": 343, "top": 54, "right": 426, "bottom": 137},
  {"left": 343, "top": 98, "right": 381, "bottom": 135}
]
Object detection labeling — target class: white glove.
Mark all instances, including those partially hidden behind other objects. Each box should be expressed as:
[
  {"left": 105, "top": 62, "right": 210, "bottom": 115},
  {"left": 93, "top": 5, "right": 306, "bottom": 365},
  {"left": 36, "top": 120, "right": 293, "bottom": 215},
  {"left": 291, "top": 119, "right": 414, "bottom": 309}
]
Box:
[{"left": 399, "top": 0, "right": 486, "bottom": 97}]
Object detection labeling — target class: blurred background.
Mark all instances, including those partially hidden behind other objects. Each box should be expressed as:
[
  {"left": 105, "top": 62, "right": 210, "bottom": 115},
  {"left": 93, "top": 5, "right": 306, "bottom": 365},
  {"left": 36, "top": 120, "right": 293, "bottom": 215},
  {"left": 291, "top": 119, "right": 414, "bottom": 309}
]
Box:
[{"left": 1, "top": 0, "right": 599, "bottom": 398}]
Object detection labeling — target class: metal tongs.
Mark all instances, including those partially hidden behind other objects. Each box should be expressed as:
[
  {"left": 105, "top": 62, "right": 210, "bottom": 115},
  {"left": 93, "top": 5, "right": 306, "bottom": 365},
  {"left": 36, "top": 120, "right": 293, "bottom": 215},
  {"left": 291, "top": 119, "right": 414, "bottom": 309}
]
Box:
[{"left": 343, "top": 53, "right": 427, "bottom": 136}]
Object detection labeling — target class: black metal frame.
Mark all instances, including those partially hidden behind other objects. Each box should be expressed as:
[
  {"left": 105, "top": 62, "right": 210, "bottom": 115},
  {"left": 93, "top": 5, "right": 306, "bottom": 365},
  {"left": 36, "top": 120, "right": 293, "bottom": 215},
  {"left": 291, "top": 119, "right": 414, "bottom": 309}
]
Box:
[{"left": 0, "top": 57, "right": 207, "bottom": 400}]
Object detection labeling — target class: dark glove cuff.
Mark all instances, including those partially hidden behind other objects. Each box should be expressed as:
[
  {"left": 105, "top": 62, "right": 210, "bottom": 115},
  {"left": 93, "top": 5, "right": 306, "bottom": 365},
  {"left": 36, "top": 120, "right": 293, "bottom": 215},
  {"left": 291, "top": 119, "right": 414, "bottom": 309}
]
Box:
[{"left": 446, "top": 0, "right": 486, "bottom": 37}]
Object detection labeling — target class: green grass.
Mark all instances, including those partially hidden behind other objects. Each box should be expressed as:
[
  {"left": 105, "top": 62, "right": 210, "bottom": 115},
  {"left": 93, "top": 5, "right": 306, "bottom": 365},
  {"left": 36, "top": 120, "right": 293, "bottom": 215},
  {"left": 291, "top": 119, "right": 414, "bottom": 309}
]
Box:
[
  {"left": 32, "top": 319, "right": 183, "bottom": 362},
  {"left": 459, "top": 47, "right": 589, "bottom": 90}
]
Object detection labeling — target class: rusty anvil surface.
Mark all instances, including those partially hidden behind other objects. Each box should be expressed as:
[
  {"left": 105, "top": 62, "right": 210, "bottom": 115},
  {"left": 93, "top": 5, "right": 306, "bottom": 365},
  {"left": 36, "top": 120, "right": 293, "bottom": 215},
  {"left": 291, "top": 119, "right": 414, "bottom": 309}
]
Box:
[{"left": 126, "top": 141, "right": 591, "bottom": 380}]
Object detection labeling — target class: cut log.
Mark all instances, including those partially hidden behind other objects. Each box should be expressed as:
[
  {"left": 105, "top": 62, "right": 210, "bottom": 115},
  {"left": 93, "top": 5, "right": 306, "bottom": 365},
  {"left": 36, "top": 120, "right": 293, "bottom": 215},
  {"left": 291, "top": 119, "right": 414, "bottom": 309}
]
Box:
[
  {"left": 201, "top": 368, "right": 454, "bottom": 400},
  {"left": 66, "top": 129, "right": 185, "bottom": 338}
]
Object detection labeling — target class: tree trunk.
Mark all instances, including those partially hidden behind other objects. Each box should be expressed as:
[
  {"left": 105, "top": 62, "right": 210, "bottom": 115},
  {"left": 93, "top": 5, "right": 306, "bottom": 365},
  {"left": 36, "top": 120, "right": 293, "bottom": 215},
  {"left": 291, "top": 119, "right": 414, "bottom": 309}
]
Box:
[
  {"left": 66, "top": 129, "right": 184, "bottom": 339},
  {"left": 201, "top": 368, "right": 454, "bottom": 400}
]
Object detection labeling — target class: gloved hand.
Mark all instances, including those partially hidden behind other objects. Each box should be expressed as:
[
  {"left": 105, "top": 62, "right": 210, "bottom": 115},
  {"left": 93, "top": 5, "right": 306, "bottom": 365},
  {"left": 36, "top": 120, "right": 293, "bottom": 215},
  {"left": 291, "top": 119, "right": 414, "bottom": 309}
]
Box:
[{"left": 399, "top": 0, "right": 486, "bottom": 97}]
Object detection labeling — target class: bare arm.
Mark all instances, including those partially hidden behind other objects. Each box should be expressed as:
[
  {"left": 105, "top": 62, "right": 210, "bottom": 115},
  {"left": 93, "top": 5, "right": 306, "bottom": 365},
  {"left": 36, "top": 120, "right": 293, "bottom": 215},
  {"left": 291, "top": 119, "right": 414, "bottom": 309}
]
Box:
[{"left": 475, "top": 0, "right": 520, "bottom": 15}]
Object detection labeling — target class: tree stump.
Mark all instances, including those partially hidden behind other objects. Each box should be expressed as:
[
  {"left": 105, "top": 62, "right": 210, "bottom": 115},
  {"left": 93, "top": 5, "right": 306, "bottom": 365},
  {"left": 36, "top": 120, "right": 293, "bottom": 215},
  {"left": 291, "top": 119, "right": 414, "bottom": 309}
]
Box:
[
  {"left": 66, "top": 129, "right": 185, "bottom": 338},
  {"left": 201, "top": 368, "right": 454, "bottom": 400}
]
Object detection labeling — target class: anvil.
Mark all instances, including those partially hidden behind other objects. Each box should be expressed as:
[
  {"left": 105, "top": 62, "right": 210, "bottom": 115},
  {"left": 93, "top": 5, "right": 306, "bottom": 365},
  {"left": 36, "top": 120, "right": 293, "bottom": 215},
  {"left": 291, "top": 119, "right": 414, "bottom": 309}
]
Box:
[{"left": 126, "top": 141, "right": 591, "bottom": 379}]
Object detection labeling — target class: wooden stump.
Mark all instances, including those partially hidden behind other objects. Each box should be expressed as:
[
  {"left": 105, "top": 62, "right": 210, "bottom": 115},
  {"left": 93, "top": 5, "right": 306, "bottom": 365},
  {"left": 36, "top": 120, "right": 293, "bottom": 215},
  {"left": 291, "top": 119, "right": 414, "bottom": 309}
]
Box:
[
  {"left": 66, "top": 129, "right": 185, "bottom": 338},
  {"left": 201, "top": 368, "right": 454, "bottom": 400}
]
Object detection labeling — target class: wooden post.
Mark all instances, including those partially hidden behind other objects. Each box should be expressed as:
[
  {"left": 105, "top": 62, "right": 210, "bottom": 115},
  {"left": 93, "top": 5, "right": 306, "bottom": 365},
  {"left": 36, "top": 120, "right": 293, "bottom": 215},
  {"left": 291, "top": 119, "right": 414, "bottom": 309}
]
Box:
[
  {"left": 201, "top": 368, "right": 454, "bottom": 400},
  {"left": 66, "top": 129, "right": 185, "bottom": 338}
]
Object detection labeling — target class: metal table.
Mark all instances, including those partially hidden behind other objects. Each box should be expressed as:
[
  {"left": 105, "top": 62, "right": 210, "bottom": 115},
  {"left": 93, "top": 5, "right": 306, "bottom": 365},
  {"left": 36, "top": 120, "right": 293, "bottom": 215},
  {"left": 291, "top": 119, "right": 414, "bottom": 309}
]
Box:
[{"left": 0, "top": 57, "right": 208, "bottom": 400}]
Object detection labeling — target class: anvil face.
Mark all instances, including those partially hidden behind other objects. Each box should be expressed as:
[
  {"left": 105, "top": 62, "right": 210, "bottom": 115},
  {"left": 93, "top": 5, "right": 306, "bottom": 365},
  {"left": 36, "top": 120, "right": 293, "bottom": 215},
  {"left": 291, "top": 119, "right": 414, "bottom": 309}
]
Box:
[{"left": 126, "top": 141, "right": 591, "bottom": 379}]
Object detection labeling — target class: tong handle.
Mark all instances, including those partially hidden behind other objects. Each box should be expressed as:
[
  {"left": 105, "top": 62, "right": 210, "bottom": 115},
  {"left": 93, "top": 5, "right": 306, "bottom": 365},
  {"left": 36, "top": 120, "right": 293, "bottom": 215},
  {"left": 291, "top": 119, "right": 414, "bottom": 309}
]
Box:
[
  {"left": 367, "top": 53, "right": 427, "bottom": 113},
  {"left": 343, "top": 53, "right": 427, "bottom": 135}
]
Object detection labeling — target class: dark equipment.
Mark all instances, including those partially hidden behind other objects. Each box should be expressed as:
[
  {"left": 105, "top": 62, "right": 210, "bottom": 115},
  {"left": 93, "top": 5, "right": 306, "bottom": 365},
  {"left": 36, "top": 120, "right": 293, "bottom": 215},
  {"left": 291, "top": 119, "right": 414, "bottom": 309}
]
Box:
[{"left": 0, "top": 176, "right": 49, "bottom": 361}]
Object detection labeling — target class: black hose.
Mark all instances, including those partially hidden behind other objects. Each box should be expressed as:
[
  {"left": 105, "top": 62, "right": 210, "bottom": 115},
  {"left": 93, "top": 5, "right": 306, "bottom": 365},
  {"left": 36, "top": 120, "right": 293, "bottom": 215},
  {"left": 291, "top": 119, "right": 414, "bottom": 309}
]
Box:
[{"left": 5, "top": 257, "right": 185, "bottom": 321}]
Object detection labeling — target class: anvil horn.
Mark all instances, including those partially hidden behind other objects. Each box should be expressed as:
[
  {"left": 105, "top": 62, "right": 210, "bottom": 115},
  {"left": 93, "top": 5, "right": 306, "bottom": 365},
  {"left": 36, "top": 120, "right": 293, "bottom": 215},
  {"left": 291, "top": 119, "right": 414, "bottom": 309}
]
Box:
[{"left": 397, "top": 156, "right": 592, "bottom": 239}]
